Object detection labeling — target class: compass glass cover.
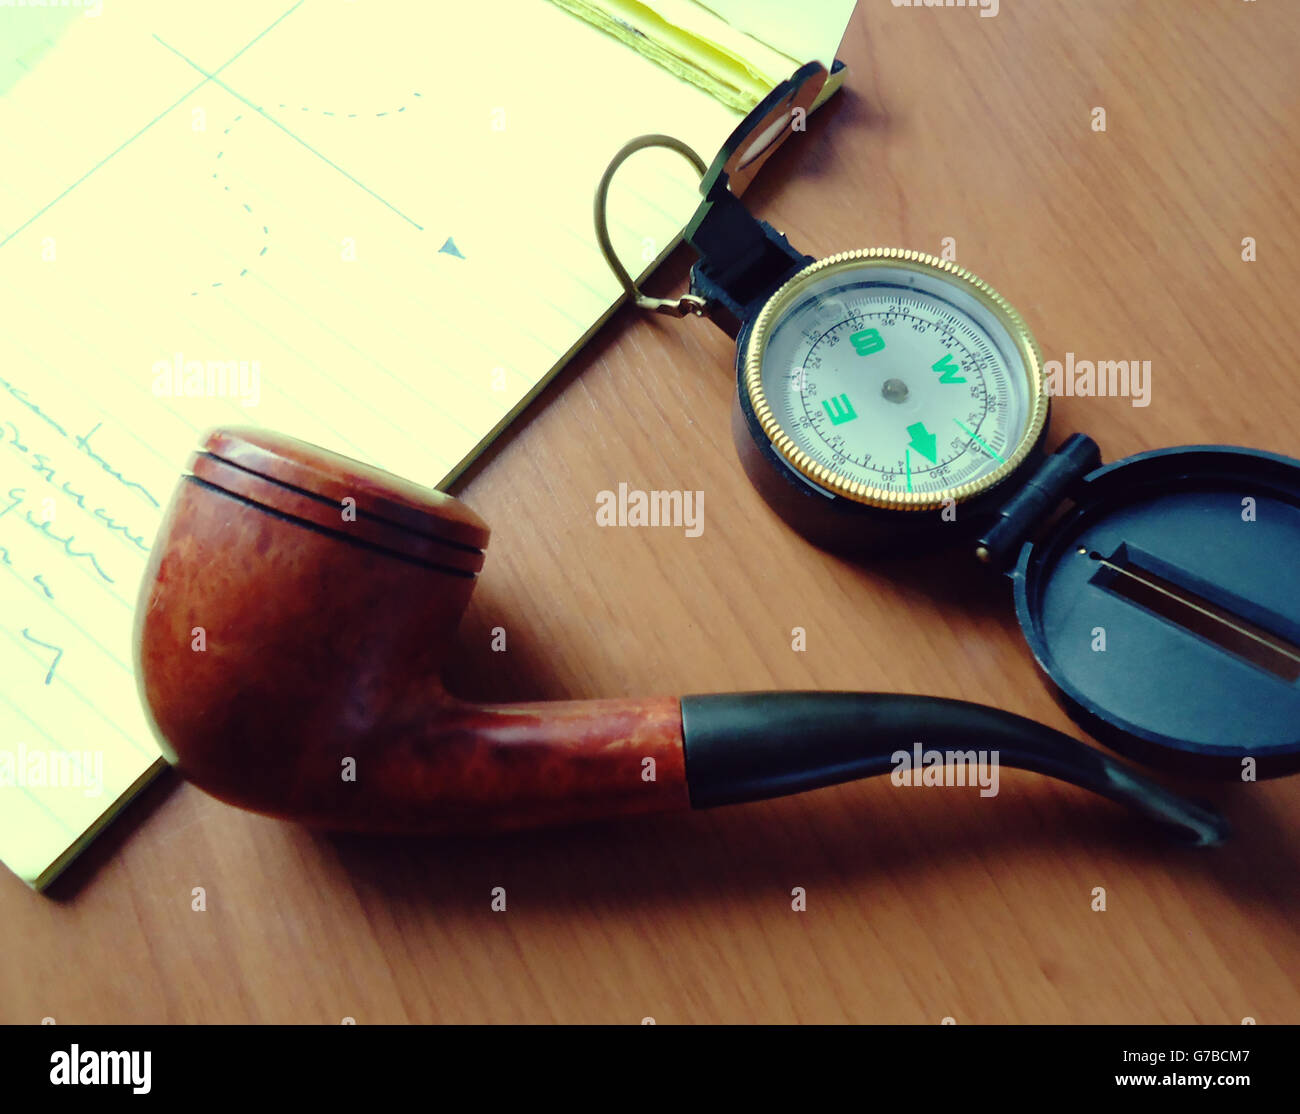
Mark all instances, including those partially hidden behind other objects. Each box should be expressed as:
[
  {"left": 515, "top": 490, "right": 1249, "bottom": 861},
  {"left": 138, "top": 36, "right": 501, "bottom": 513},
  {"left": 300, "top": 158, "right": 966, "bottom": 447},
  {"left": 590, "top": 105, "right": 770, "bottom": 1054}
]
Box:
[{"left": 754, "top": 258, "right": 1040, "bottom": 502}]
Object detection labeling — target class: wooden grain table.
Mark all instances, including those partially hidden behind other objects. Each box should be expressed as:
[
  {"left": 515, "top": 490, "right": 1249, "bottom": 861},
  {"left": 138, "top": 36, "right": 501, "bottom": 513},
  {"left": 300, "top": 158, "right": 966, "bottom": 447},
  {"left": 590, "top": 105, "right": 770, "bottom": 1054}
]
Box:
[{"left": 4, "top": 0, "right": 1298, "bottom": 1025}]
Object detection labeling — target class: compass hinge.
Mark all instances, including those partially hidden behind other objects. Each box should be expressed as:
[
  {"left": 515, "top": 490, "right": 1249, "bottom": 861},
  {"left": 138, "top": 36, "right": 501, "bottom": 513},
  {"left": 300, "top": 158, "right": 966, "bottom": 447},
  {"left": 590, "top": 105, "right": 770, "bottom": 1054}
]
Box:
[{"left": 977, "top": 434, "right": 1102, "bottom": 569}]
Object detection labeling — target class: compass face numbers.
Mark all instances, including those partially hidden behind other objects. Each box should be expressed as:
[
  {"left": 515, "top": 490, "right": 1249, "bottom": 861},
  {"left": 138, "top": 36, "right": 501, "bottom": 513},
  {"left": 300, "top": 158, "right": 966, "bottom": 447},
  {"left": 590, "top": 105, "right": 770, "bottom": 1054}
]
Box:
[{"left": 744, "top": 250, "right": 1048, "bottom": 510}]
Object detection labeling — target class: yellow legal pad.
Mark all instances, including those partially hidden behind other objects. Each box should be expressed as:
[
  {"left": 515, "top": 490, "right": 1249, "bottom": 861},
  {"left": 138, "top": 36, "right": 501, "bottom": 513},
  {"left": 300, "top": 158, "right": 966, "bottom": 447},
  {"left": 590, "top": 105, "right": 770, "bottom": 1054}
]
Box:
[{"left": 0, "top": 0, "right": 854, "bottom": 889}]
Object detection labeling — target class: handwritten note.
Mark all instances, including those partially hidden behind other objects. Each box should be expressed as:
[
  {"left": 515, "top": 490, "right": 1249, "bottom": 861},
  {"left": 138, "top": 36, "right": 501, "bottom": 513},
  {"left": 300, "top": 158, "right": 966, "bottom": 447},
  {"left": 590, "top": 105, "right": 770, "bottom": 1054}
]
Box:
[{"left": 0, "top": 372, "right": 169, "bottom": 886}]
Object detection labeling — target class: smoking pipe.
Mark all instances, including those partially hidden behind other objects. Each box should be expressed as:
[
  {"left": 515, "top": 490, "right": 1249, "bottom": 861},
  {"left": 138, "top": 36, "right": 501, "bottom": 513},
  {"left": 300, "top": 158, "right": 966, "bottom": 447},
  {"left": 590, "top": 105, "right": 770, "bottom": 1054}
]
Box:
[{"left": 133, "top": 428, "right": 1228, "bottom": 846}]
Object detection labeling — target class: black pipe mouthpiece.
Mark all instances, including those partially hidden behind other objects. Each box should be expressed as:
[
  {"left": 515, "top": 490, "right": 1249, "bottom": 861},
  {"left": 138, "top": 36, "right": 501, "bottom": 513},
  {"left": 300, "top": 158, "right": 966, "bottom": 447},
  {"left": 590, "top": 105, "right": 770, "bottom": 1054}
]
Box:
[{"left": 680, "top": 692, "right": 1228, "bottom": 847}]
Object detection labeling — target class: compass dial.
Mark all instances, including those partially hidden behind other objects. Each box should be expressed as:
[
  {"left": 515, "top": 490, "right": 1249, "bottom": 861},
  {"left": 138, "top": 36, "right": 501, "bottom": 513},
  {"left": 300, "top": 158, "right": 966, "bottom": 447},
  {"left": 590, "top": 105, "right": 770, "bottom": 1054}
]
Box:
[{"left": 744, "top": 249, "right": 1048, "bottom": 509}]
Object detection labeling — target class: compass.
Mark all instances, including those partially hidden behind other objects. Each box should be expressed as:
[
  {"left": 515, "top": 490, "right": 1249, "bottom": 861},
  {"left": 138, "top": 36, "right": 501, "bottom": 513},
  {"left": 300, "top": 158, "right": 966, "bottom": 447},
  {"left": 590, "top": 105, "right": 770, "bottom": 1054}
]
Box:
[
  {"left": 741, "top": 247, "right": 1047, "bottom": 512},
  {"left": 594, "top": 66, "right": 1052, "bottom": 554}
]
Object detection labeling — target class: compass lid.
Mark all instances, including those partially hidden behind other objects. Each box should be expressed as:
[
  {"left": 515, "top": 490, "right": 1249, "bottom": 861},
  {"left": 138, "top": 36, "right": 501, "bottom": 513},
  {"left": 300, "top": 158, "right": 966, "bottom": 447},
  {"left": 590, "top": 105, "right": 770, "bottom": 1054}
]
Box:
[{"left": 1012, "top": 444, "right": 1300, "bottom": 778}]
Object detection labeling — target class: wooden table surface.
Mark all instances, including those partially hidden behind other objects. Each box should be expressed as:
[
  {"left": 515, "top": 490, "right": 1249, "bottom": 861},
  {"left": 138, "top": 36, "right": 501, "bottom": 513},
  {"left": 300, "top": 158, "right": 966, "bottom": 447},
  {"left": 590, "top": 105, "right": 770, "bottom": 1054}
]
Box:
[{"left": 4, "top": 0, "right": 1299, "bottom": 1025}]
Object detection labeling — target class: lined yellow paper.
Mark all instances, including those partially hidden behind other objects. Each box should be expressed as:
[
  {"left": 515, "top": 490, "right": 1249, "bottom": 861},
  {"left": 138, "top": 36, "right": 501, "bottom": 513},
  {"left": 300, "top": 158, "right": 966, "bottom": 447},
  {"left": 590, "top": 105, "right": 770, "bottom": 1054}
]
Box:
[
  {"left": 0, "top": 0, "right": 852, "bottom": 889},
  {"left": 553, "top": 0, "right": 855, "bottom": 109},
  {"left": 701, "top": 0, "right": 859, "bottom": 73}
]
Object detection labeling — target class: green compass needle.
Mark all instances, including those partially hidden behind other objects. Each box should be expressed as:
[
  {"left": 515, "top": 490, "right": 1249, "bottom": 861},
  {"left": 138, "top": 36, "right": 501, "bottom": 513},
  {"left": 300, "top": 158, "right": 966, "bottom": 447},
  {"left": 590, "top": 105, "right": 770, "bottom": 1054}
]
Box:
[{"left": 907, "top": 421, "right": 937, "bottom": 463}]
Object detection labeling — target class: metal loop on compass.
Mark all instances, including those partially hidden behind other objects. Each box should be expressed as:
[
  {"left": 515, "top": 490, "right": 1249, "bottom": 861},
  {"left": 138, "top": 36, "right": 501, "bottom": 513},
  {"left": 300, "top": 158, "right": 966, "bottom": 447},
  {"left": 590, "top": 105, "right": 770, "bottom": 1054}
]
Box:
[{"left": 594, "top": 134, "right": 709, "bottom": 318}]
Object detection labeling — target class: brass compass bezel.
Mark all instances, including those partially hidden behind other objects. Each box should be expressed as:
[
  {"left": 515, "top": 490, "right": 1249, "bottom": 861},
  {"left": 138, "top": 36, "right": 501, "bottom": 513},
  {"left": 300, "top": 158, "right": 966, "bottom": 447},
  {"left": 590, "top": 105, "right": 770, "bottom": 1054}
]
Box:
[{"left": 743, "top": 248, "right": 1049, "bottom": 511}]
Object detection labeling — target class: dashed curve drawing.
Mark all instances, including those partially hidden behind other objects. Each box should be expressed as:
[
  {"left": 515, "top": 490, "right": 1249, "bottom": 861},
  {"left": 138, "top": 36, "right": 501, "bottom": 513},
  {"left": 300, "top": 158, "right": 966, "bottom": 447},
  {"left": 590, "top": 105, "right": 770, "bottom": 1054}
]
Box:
[{"left": 194, "top": 90, "right": 467, "bottom": 295}]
